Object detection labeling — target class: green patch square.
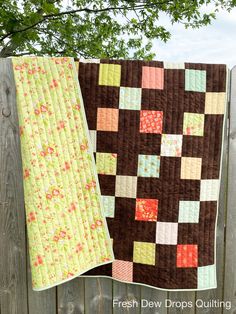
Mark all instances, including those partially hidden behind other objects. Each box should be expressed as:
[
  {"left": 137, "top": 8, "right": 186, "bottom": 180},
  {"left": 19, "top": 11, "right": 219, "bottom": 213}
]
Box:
[
  {"left": 138, "top": 155, "right": 160, "bottom": 177},
  {"left": 183, "top": 112, "right": 204, "bottom": 136},
  {"left": 101, "top": 196, "right": 115, "bottom": 218},
  {"left": 119, "top": 87, "right": 142, "bottom": 110},
  {"left": 185, "top": 69, "right": 206, "bottom": 92},
  {"left": 198, "top": 265, "right": 216, "bottom": 289},
  {"left": 178, "top": 201, "right": 200, "bottom": 223},
  {"left": 96, "top": 152, "right": 117, "bottom": 175},
  {"left": 133, "top": 241, "right": 156, "bottom": 265},
  {"left": 99, "top": 63, "right": 121, "bottom": 87}
]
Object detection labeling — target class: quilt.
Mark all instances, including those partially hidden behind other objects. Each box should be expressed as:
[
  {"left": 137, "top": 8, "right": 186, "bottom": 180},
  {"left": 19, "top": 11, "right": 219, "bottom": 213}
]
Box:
[
  {"left": 78, "top": 59, "right": 227, "bottom": 290},
  {"left": 12, "top": 57, "right": 114, "bottom": 291}
]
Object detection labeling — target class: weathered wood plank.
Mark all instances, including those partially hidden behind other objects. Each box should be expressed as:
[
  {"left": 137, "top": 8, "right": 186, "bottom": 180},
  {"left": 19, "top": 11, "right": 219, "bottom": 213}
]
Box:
[
  {"left": 27, "top": 247, "right": 56, "bottom": 314},
  {"left": 223, "top": 67, "right": 236, "bottom": 313},
  {"left": 0, "top": 58, "right": 28, "bottom": 314},
  {"left": 84, "top": 277, "right": 113, "bottom": 314},
  {"left": 141, "top": 286, "right": 167, "bottom": 314},
  {"left": 167, "top": 291, "right": 195, "bottom": 314},
  {"left": 57, "top": 278, "right": 85, "bottom": 314},
  {"left": 112, "top": 280, "right": 129, "bottom": 314},
  {"left": 196, "top": 76, "right": 229, "bottom": 314}
]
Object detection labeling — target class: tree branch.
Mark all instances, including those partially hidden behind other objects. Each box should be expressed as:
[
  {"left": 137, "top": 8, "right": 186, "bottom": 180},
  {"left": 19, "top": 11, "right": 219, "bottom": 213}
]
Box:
[{"left": 0, "top": 3, "right": 161, "bottom": 42}]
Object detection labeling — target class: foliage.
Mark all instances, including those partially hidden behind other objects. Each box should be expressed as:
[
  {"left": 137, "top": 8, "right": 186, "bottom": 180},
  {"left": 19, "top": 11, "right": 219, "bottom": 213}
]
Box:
[{"left": 0, "top": 0, "right": 235, "bottom": 59}]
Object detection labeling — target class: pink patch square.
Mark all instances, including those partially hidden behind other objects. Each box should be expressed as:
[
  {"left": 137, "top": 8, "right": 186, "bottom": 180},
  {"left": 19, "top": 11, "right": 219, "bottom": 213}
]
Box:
[
  {"left": 142, "top": 66, "right": 164, "bottom": 89},
  {"left": 112, "top": 260, "right": 133, "bottom": 282},
  {"left": 135, "top": 199, "right": 158, "bottom": 221},
  {"left": 140, "top": 110, "right": 163, "bottom": 134},
  {"left": 177, "top": 244, "right": 198, "bottom": 268}
]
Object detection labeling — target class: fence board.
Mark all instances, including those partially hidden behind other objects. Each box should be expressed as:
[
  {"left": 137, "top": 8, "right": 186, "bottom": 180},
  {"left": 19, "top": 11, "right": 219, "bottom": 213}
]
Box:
[
  {"left": 196, "top": 76, "right": 229, "bottom": 314},
  {"left": 167, "top": 292, "right": 195, "bottom": 314},
  {"left": 224, "top": 66, "right": 236, "bottom": 314},
  {"left": 141, "top": 287, "right": 167, "bottom": 314},
  {"left": 0, "top": 58, "right": 28, "bottom": 314},
  {"left": 57, "top": 278, "right": 85, "bottom": 314},
  {"left": 84, "top": 277, "right": 113, "bottom": 314}
]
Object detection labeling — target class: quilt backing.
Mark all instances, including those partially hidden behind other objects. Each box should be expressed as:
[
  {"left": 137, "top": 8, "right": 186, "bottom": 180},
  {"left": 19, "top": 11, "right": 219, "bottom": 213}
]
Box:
[
  {"left": 12, "top": 57, "right": 114, "bottom": 290},
  {"left": 78, "top": 59, "right": 227, "bottom": 290}
]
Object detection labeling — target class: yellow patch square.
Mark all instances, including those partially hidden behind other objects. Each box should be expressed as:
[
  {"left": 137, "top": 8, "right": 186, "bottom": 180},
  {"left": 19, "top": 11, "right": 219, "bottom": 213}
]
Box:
[
  {"left": 181, "top": 157, "right": 202, "bottom": 180},
  {"left": 96, "top": 153, "right": 117, "bottom": 175},
  {"left": 99, "top": 63, "right": 121, "bottom": 87},
  {"left": 133, "top": 241, "right": 156, "bottom": 265},
  {"left": 205, "top": 92, "right": 226, "bottom": 114}
]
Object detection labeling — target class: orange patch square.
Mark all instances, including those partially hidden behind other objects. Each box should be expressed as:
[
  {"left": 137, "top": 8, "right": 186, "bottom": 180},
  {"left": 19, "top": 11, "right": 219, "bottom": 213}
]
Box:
[
  {"left": 135, "top": 198, "right": 158, "bottom": 221},
  {"left": 97, "top": 108, "right": 119, "bottom": 132},
  {"left": 140, "top": 110, "right": 163, "bottom": 134},
  {"left": 142, "top": 66, "right": 164, "bottom": 89},
  {"left": 177, "top": 244, "right": 198, "bottom": 268}
]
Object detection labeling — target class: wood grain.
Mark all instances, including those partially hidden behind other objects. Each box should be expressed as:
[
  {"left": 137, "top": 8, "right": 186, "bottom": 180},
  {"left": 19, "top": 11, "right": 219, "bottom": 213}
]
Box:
[
  {"left": 223, "top": 67, "right": 236, "bottom": 314},
  {"left": 84, "top": 277, "right": 113, "bottom": 314},
  {"left": 0, "top": 59, "right": 28, "bottom": 314}
]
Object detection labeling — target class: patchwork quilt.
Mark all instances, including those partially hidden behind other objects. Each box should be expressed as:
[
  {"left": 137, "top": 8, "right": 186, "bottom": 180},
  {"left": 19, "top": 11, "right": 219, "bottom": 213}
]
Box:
[
  {"left": 78, "top": 59, "right": 227, "bottom": 290},
  {"left": 12, "top": 57, "right": 114, "bottom": 291}
]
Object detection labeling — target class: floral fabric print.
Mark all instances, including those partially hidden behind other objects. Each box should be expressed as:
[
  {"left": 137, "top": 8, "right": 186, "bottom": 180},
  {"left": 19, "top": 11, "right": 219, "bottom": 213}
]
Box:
[
  {"left": 183, "top": 113, "right": 205, "bottom": 136},
  {"left": 140, "top": 110, "right": 163, "bottom": 134},
  {"left": 135, "top": 199, "right": 158, "bottom": 221},
  {"left": 12, "top": 57, "right": 113, "bottom": 290}
]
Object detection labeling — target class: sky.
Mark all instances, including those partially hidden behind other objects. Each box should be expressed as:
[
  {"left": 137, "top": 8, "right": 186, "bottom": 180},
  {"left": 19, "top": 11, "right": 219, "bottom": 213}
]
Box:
[{"left": 154, "top": 8, "right": 236, "bottom": 68}]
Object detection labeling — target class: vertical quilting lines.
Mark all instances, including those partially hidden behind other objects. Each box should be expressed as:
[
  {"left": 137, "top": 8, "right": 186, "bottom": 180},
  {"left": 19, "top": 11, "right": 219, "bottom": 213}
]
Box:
[
  {"left": 58, "top": 60, "right": 103, "bottom": 265},
  {"left": 69, "top": 67, "right": 106, "bottom": 262},
  {"left": 13, "top": 57, "right": 113, "bottom": 290},
  {"left": 42, "top": 58, "right": 88, "bottom": 271},
  {"left": 27, "top": 57, "right": 71, "bottom": 283},
  {"left": 17, "top": 58, "right": 57, "bottom": 287},
  {"left": 67, "top": 60, "right": 109, "bottom": 261}
]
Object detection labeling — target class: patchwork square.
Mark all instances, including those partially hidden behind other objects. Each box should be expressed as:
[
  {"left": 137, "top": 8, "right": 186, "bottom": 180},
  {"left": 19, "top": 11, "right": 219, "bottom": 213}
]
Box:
[
  {"left": 133, "top": 242, "right": 156, "bottom": 265},
  {"left": 119, "top": 87, "right": 142, "bottom": 110},
  {"left": 164, "top": 62, "right": 185, "bottom": 69},
  {"left": 98, "top": 63, "right": 121, "bottom": 86},
  {"left": 89, "top": 130, "right": 97, "bottom": 152},
  {"left": 142, "top": 66, "right": 164, "bottom": 89},
  {"left": 140, "top": 110, "right": 163, "bottom": 134},
  {"left": 185, "top": 69, "right": 206, "bottom": 92},
  {"left": 178, "top": 201, "right": 200, "bottom": 223},
  {"left": 155, "top": 222, "right": 178, "bottom": 245},
  {"left": 183, "top": 113, "right": 205, "bottom": 136},
  {"left": 97, "top": 108, "right": 119, "bottom": 132},
  {"left": 112, "top": 260, "right": 133, "bottom": 282},
  {"left": 101, "top": 196, "right": 115, "bottom": 218},
  {"left": 205, "top": 92, "right": 226, "bottom": 114},
  {"left": 197, "top": 265, "right": 216, "bottom": 289},
  {"left": 181, "top": 157, "right": 202, "bottom": 180},
  {"left": 96, "top": 152, "right": 117, "bottom": 175},
  {"left": 135, "top": 199, "right": 158, "bottom": 221},
  {"left": 200, "top": 179, "right": 220, "bottom": 201},
  {"left": 138, "top": 154, "right": 160, "bottom": 177},
  {"left": 115, "top": 175, "right": 137, "bottom": 198},
  {"left": 160, "top": 134, "right": 183, "bottom": 157},
  {"left": 177, "top": 245, "right": 198, "bottom": 268}
]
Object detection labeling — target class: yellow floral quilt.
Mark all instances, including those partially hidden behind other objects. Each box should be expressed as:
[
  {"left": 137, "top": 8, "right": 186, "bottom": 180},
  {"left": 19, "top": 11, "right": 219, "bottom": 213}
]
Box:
[{"left": 12, "top": 57, "right": 114, "bottom": 291}]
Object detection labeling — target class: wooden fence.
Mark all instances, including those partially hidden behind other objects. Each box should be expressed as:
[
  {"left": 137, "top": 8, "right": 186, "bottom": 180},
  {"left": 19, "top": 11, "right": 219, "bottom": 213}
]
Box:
[{"left": 0, "top": 58, "right": 235, "bottom": 314}]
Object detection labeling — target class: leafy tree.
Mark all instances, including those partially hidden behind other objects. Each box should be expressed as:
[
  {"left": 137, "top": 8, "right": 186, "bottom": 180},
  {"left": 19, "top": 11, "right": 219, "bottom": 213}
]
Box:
[{"left": 0, "top": 0, "right": 235, "bottom": 59}]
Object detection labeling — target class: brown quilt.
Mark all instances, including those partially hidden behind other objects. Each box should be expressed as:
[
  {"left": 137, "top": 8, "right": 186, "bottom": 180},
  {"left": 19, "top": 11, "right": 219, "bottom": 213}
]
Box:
[{"left": 78, "top": 59, "right": 227, "bottom": 290}]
